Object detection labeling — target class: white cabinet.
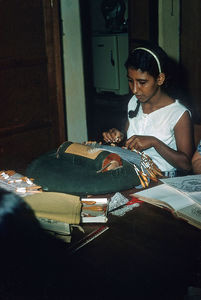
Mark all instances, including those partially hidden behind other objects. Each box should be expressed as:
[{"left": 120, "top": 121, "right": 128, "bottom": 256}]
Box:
[{"left": 92, "top": 34, "right": 129, "bottom": 95}]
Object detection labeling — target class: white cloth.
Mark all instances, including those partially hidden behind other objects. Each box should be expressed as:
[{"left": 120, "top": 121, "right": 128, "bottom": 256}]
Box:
[{"left": 127, "top": 95, "right": 190, "bottom": 172}]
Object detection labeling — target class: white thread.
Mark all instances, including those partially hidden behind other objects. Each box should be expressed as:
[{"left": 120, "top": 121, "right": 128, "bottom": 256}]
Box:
[{"left": 133, "top": 47, "right": 162, "bottom": 73}]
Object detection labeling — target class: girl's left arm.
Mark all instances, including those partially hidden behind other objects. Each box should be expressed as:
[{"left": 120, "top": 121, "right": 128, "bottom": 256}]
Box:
[{"left": 154, "top": 110, "right": 194, "bottom": 171}]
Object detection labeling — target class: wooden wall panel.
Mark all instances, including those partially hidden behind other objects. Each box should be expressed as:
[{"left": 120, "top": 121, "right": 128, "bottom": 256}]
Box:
[
  {"left": 0, "top": 0, "right": 65, "bottom": 173},
  {"left": 180, "top": 0, "right": 201, "bottom": 123},
  {"left": 0, "top": 1, "right": 46, "bottom": 58},
  {"left": 0, "top": 63, "right": 49, "bottom": 127},
  {"left": 0, "top": 127, "right": 53, "bottom": 173}
]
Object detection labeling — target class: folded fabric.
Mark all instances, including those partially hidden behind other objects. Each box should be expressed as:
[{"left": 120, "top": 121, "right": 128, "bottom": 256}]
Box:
[{"left": 24, "top": 192, "right": 81, "bottom": 224}]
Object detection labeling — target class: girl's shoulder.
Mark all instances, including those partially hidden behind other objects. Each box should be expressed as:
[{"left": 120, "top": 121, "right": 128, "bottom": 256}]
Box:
[
  {"left": 162, "top": 99, "right": 189, "bottom": 113},
  {"left": 173, "top": 99, "right": 191, "bottom": 115}
]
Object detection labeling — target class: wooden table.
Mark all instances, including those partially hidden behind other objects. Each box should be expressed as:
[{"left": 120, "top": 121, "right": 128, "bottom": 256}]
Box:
[{"left": 69, "top": 187, "right": 201, "bottom": 300}]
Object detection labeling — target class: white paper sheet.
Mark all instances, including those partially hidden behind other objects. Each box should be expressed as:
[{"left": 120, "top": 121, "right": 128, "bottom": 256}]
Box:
[{"left": 135, "top": 184, "right": 195, "bottom": 211}]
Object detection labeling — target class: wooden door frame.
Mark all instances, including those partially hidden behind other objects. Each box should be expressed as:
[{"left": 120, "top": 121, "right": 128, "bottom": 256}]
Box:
[
  {"left": 128, "top": 0, "right": 158, "bottom": 51},
  {"left": 43, "top": 0, "right": 66, "bottom": 144}
]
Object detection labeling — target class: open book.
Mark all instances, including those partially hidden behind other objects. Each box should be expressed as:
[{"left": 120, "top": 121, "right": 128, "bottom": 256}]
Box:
[
  {"left": 132, "top": 175, "right": 201, "bottom": 230},
  {"left": 160, "top": 174, "right": 201, "bottom": 206}
]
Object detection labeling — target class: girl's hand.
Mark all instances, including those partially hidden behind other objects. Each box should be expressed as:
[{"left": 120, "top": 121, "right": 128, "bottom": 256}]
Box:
[
  {"left": 125, "top": 135, "right": 157, "bottom": 151},
  {"left": 102, "top": 128, "right": 124, "bottom": 144}
]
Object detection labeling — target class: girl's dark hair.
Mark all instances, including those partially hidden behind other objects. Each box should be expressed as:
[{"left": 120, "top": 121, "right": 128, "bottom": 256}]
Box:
[
  {"left": 125, "top": 42, "right": 170, "bottom": 89},
  {"left": 128, "top": 100, "right": 140, "bottom": 119}
]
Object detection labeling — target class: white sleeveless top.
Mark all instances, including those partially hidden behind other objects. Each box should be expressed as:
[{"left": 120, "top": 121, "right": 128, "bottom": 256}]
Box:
[{"left": 127, "top": 95, "right": 190, "bottom": 172}]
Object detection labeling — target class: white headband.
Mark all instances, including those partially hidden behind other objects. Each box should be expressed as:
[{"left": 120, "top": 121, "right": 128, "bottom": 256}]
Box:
[{"left": 133, "top": 47, "right": 162, "bottom": 73}]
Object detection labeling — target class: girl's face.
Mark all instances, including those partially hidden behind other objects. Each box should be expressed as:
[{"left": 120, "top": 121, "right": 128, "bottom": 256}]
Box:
[{"left": 127, "top": 68, "right": 164, "bottom": 104}]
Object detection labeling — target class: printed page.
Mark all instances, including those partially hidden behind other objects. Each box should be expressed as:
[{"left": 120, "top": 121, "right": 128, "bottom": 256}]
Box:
[
  {"left": 160, "top": 175, "right": 201, "bottom": 205},
  {"left": 189, "top": 192, "right": 201, "bottom": 205},
  {"left": 178, "top": 203, "right": 201, "bottom": 230},
  {"left": 134, "top": 183, "right": 195, "bottom": 211}
]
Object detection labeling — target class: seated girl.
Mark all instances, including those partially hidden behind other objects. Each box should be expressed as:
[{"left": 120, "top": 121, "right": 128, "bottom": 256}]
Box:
[{"left": 103, "top": 43, "right": 194, "bottom": 177}]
